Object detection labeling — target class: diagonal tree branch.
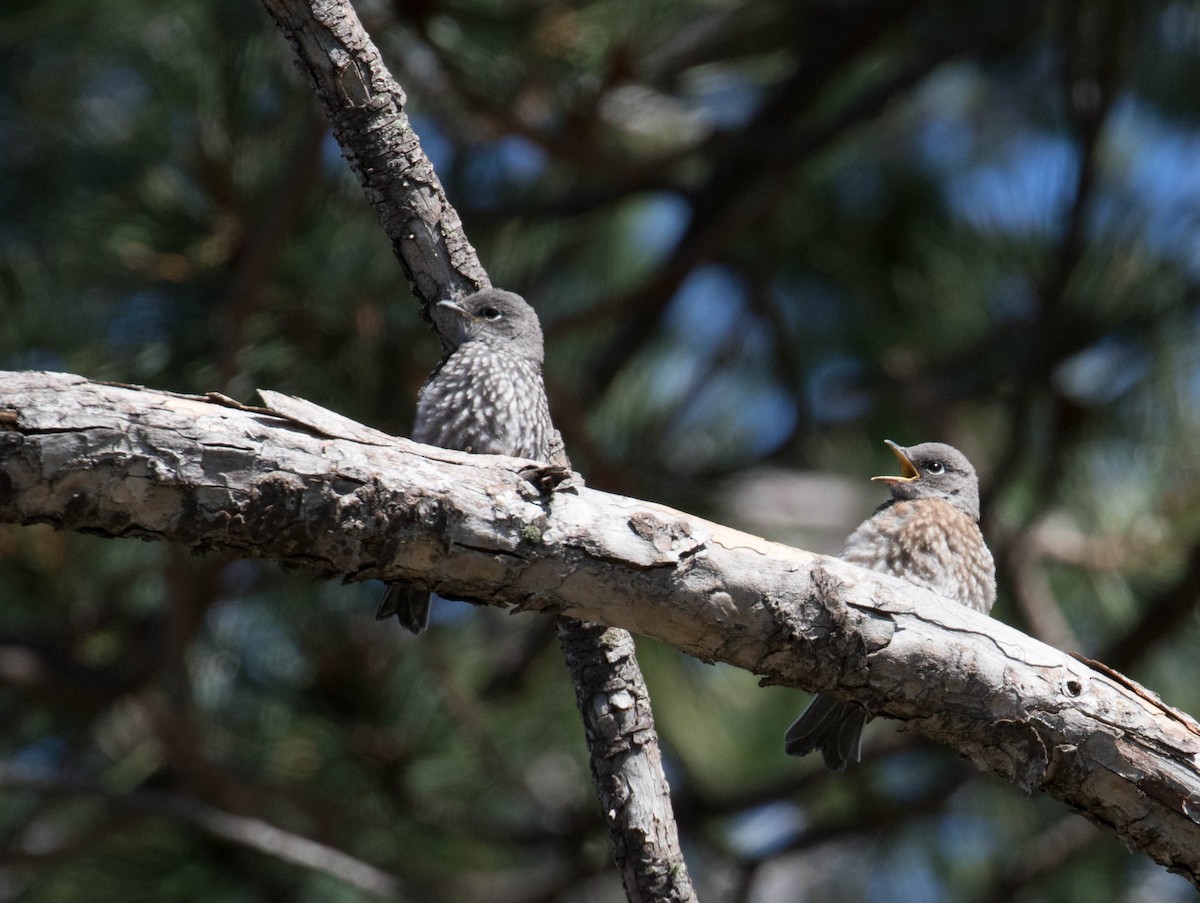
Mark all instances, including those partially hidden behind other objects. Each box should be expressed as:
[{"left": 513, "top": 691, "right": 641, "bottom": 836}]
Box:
[
  {"left": 240, "top": 1, "right": 695, "bottom": 897},
  {"left": 3, "top": 369, "right": 1200, "bottom": 888},
  {"left": 259, "top": 0, "right": 486, "bottom": 308}
]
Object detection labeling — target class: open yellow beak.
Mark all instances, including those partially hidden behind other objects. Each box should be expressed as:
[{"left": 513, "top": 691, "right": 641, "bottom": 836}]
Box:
[{"left": 871, "top": 439, "right": 920, "bottom": 485}]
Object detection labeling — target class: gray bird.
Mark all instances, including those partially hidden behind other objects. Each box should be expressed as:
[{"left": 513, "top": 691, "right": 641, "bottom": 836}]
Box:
[
  {"left": 376, "top": 287, "right": 565, "bottom": 633},
  {"left": 784, "top": 440, "right": 996, "bottom": 770}
]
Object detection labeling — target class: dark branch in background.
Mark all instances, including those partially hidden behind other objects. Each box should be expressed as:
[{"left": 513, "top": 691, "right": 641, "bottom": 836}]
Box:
[
  {"left": 730, "top": 768, "right": 972, "bottom": 903},
  {"left": 0, "top": 763, "right": 403, "bottom": 899},
  {"left": 1024, "top": 3, "right": 1130, "bottom": 506},
  {"left": 973, "top": 814, "right": 1099, "bottom": 903},
  {"left": 977, "top": 5, "right": 1132, "bottom": 653},
  {"left": 545, "top": 3, "right": 911, "bottom": 345},
  {"left": 256, "top": 1, "right": 695, "bottom": 898},
  {"left": 1004, "top": 524, "right": 1083, "bottom": 652},
  {"left": 568, "top": 0, "right": 1041, "bottom": 405},
  {"left": 1103, "top": 543, "right": 1200, "bottom": 673},
  {"left": 982, "top": 4, "right": 1130, "bottom": 515},
  {"left": 217, "top": 104, "right": 327, "bottom": 389}
]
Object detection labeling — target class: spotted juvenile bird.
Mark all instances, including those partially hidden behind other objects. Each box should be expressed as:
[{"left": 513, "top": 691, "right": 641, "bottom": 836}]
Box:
[
  {"left": 784, "top": 440, "right": 996, "bottom": 770},
  {"left": 376, "top": 287, "right": 564, "bottom": 633}
]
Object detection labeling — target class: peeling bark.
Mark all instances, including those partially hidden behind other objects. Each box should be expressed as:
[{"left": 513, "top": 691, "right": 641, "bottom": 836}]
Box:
[
  {"left": 557, "top": 619, "right": 695, "bottom": 902},
  {"left": 1, "top": 371, "right": 697, "bottom": 899},
  {"left": 3, "top": 370, "right": 1200, "bottom": 887},
  {"left": 258, "top": 0, "right": 487, "bottom": 307},
  {"left": 252, "top": 1, "right": 695, "bottom": 894}
]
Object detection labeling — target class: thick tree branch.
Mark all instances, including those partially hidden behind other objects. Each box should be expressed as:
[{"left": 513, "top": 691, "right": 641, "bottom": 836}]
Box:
[
  {"left": 259, "top": 0, "right": 486, "bottom": 306},
  {"left": 556, "top": 620, "right": 689, "bottom": 900},
  {"left": 255, "top": 1, "right": 694, "bottom": 896},
  {"left": 3, "top": 370, "right": 1200, "bottom": 886}
]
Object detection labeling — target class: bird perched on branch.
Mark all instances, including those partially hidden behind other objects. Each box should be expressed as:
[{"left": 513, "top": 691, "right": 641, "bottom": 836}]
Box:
[
  {"left": 784, "top": 440, "right": 996, "bottom": 770},
  {"left": 376, "top": 287, "right": 565, "bottom": 633}
]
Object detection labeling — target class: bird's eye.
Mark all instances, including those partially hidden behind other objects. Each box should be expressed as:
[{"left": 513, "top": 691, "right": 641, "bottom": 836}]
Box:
[
  {"left": 925, "top": 461, "right": 945, "bottom": 475},
  {"left": 481, "top": 307, "right": 502, "bottom": 321}
]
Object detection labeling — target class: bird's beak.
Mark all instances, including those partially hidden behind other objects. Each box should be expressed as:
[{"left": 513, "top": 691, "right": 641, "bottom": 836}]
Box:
[
  {"left": 436, "top": 299, "right": 470, "bottom": 317},
  {"left": 871, "top": 439, "right": 920, "bottom": 484}
]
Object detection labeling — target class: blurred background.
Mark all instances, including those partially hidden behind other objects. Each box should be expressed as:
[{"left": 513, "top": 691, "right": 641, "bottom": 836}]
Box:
[{"left": 3, "top": 0, "right": 1200, "bottom": 900}]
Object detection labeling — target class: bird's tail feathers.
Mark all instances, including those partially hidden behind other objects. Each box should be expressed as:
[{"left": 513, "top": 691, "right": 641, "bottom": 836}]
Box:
[
  {"left": 376, "top": 584, "right": 432, "bottom": 634},
  {"left": 783, "top": 694, "right": 868, "bottom": 771}
]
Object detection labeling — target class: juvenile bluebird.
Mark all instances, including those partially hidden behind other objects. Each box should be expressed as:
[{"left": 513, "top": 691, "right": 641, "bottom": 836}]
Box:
[
  {"left": 784, "top": 440, "right": 996, "bottom": 770},
  {"left": 376, "top": 288, "right": 565, "bottom": 632}
]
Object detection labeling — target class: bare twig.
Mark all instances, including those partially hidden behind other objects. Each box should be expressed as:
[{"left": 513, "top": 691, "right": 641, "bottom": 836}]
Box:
[
  {"left": 973, "top": 814, "right": 1099, "bottom": 903},
  {"left": 0, "top": 762, "right": 403, "bottom": 898}
]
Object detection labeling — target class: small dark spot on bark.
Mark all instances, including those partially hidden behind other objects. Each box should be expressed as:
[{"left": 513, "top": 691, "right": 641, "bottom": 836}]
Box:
[
  {"left": 1183, "top": 795, "right": 1200, "bottom": 825},
  {"left": 0, "top": 468, "right": 13, "bottom": 506},
  {"left": 63, "top": 492, "right": 91, "bottom": 525}
]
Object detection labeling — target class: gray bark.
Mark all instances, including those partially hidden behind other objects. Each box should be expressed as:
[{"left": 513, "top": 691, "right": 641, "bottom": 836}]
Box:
[
  {"left": 255, "top": 0, "right": 694, "bottom": 895},
  {"left": 3, "top": 369, "right": 1200, "bottom": 888},
  {"left": 259, "top": 0, "right": 487, "bottom": 307},
  {"left": 557, "top": 619, "right": 693, "bottom": 902}
]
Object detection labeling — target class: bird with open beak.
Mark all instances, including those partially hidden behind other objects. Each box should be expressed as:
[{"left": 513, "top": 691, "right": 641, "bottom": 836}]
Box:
[{"left": 784, "top": 439, "right": 997, "bottom": 770}]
